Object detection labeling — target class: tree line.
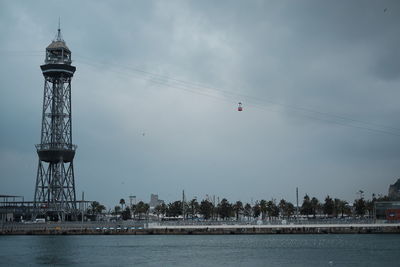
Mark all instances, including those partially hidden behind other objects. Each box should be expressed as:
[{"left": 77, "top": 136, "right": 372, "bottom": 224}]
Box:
[{"left": 88, "top": 192, "right": 389, "bottom": 221}]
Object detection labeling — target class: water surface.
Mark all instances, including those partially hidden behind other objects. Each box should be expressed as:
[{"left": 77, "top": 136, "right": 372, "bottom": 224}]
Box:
[{"left": 0, "top": 234, "right": 399, "bottom": 266}]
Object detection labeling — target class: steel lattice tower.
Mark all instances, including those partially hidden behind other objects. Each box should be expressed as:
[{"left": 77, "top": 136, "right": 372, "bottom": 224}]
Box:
[{"left": 34, "top": 26, "right": 77, "bottom": 221}]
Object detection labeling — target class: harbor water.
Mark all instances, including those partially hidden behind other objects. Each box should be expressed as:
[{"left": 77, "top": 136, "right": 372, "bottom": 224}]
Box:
[{"left": 0, "top": 234, "right": 399, "bottom": 266}]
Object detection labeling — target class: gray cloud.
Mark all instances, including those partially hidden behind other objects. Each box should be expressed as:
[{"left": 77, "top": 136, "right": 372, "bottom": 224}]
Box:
[{"left": 1, "top": 0, "right": 399, "bottom": 208}]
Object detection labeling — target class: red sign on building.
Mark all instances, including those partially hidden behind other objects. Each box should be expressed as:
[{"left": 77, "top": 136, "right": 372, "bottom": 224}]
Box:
[{"left": 385, "top": 209, "right": 400, "bottom": 220}]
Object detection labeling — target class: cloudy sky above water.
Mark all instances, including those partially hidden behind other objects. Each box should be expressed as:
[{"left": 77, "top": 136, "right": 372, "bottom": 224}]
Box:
[{"left": 0, "top": 0, "right": 399, "bottom": 208}]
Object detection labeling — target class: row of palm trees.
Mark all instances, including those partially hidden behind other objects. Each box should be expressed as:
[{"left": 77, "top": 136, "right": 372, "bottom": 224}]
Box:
[{"left": 97, "top": 193, "right": 386, "bottom": 221}]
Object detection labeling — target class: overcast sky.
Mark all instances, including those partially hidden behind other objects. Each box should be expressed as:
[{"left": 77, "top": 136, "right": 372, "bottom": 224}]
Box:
[{"left": 1, "top": 0, "right": 399, "bottom": 208}]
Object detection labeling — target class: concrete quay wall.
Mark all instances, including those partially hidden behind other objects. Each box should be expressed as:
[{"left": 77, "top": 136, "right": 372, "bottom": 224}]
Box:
[{"left": 1, "top": 223, "right": 400, "bottom": 235}]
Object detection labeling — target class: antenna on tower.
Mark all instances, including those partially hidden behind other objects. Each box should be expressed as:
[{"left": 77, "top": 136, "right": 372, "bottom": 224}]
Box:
[{"left": 55, "top": 17, "right": 64, "bottom": 41}]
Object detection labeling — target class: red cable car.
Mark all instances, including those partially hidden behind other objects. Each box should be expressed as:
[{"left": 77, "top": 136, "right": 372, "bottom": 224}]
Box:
[{"left": 238, "top": 102, "right": 243, "bottom": 111}]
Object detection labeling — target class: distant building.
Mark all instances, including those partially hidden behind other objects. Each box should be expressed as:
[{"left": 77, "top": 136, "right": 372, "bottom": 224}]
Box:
[
  {"left": 0, "top": 195, "right": 31, "bottom": 222},
  {"left": 388, "top": 178, "right": 400, "bottom": 200},
  {"left": 375, "top": 201, "right": 400, "bottom": 221},
  {"left": 149, "top": 194, "right": 164, "bottom": 208}
]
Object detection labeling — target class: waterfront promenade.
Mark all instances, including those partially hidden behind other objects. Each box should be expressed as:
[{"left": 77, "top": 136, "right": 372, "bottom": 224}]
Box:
[{"left": 1, "top": 220, "right": 400, "bottom": 235}]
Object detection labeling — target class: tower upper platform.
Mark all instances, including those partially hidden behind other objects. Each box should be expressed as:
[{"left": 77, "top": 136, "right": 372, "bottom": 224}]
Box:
[{"left": 41, "top": 27, "right": 75, "bottom": 77}]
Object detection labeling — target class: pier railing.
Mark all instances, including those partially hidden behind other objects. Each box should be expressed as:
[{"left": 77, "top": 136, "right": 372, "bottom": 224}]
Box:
[{"left": 156, "top": 218, "right": 377, "bottom": 227}]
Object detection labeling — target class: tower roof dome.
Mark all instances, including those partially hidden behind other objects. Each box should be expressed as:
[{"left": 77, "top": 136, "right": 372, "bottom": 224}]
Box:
[
  {"left": 44, "top": 23, "right": 73, "bottom": 65},
  {"left": 46, "top": 40, "right": 70, "bottom": 52},
  {"left": 46, "top": 22, "right": 70, "bottom": 52}
]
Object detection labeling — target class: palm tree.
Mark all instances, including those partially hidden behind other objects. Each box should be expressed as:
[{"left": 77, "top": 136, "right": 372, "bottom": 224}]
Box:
[
  {"left": 233, "top": 201, "right": 243, "bottom": 221},
  {"left": 279, "top": 199, "right": 287, "bottom": 218},
  {"left": 310, "top": 197, "right": 319, "bottom": 218},
  {"left": 267, "top": 200, "right": 279, "bottom": 219},
  {"left": 89, "top": 201, "right": 106, "bottom": 219},
  {"left": 136, "top": 201, "right": 146, "bottom": 220},
  {"left": 113, "top": 205, "right": 121, "bottom": 215},
  {"left": 354, "top": 198, "right": 366, "bottom": 217},
  {"left": 182, "top": 201, "right": 190, "bottom": 219},
  {"left": 188, "top": 199, "right": 199, "bottom": 219},
  {"left": 252, "top": 203, "right": 261, "bottom": 218},
  {"left": 323, "top": 195, "right": 334, "bottom": 217},
  {"left": 160, "top": 203, "right": 167, "bottom": 218},
  {"left": 122, "top": 207, "right": 131, "bottom": 220},
  {"left": 119, "top": 199, "right": 125, "bottom": 211},
  {"left": 218, "top": 198, "right": 233, "bottom": 220},
  {"left": 131, "top": 204, "right": 136, "bottom": 219},
  {"left": 153, "top": 203, "right": 167, "bottom": 220},
  {"left": 167, "top": 201, "right": 183, "bottom": 217},
  {"left": 199, "top": 200, "right": 214, "bottom": 220},
  {"left": 243, "top": 203, "right": 252, "bottom": 219},
  {"left": 365, "top": 200, "right": 374, "bottom": 217},
  {"left": 301, "top": 194, "right": 312, "bottom": 217},
  {"left": 284, "top": 202, "right": 295, "bottom": 219},
  {"left": 278, "top": 199, "right": 295, "bottom": 219},
  {"left": 336, "top": 199, "right": 350, "bottom": 218},
  {"left": 333, "top": 198, "right": 341, "bottom": 218},
  {"left": 143, "top": 203, "right": 150, "bottom": 220},
  {"left": 259, "top": 200, "right": 267, "bottom": 220},
  {"left": 154, "top": 204, "right": 162, "bottom": 219}
]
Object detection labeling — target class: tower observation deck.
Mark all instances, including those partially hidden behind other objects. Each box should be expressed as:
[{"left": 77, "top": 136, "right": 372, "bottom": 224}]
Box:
[{"left": 33, "top": 26, "right": 77, "bottom": 221}]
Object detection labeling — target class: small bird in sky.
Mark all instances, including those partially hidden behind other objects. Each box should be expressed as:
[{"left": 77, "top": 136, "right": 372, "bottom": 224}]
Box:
[{"left": 384, "top": 8, "right": 388, "bottom": 13}]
